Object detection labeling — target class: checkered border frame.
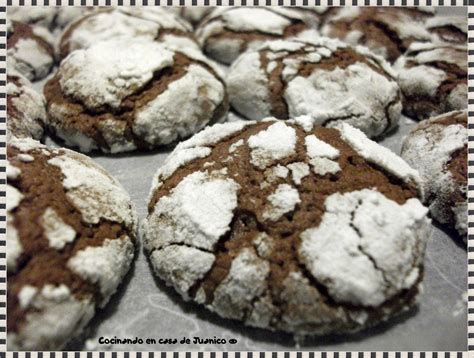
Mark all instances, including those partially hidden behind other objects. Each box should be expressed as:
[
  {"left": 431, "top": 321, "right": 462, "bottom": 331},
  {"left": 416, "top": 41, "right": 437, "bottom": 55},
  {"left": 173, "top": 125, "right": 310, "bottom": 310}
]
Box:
[{"left": 0, "top": 1, "right": 472, "bottom": 356}]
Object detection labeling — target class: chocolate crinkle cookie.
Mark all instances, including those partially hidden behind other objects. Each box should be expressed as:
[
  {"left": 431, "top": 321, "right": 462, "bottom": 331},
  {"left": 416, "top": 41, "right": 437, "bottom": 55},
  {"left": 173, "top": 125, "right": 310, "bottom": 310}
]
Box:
[
  {"left": 227, "top": 38, "right": 402, "bottom": 139},
  {"left": 58, "top": 7, "right": 198, "bottom": 60},
  {"left": 7, "top": 71, "right": 47, "bottom": 141},
  {"left": 425, "top": 16, "right": 467, "bottom": 45},
  {"left": 44, "top": 38, "right": 228, "bottom": 153},
  {"left": 321, "top": 7, "right": 434, "bottom": 63},
  {"left": 7, "top": 138, "right": 138, "bottom": 351},
  {"left": 7, "top": 19, "right": 55, "bottom": 81},
  {"left": 143, "top": 118, "right": 430, "bottom": 336},
  {"left": 401, "top": 110, "right": 467, "bottom": 240},
  {"left": 394, "top": 42, "right": 466, "bottom": 121},
  {"left": 195, "top": 7, "right": 315, "bottom": 65}
]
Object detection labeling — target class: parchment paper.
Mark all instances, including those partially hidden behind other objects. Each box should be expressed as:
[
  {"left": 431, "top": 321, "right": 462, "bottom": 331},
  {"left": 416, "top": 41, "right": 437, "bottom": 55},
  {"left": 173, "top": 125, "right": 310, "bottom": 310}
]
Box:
[{"left": 27, "top": 6, "right": 467, "bottom": 351}]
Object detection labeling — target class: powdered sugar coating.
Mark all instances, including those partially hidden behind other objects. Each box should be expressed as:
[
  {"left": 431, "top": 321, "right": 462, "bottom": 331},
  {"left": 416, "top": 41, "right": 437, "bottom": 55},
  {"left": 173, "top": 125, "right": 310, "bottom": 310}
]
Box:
[
  {"left": 18, "top": 285, "right": 38, "bottom": 309},
  {"left": 9, "top": 7, "right": 57, "bottom": 29},
  {"left": 210, "top": 248, "right": 270, "bottom": 320},
  {"left": 58, "top": 39, "right": 174, "bottom": 110},
  {"left": 150, "top": 245, "right": 215, "bottom": 299},
  {"left": 226, "top": 51, "right": 272, "bottom": 120},
  {"left": 41, "top": 207, "right": 76, "bottom": 250},
  {"left": 9, "top": 137, "right": 46, "bottom": 152},
  {"left": 7, "top": 284, "right": 95, "bottom": 351},
  {"left": 7, "top": 72, "right": 46, "bottom": 140},
  {"left": 47, "top": 38, "right": 227, "bottom": 154},
  {"left": 248, "top": 122, "right": 297, "bottom": 169},
  {"left": 336, "top": 123, "right": 421, "bottom": 191},
  {"left": 143, "top": 170, "right": 240, "bottom": 252},
  {"left": 394, "top": 42, "right": 467, "bottom": 120},
  {"left": 305, "top": 135, "right": 340, "bottom": 159},
  {"left": 196, "top": 7, "right": 310, "bottom": 65},
  {"left": 304, "top": 134, "right": 341, "bottom": 175},
  {"left": 287, "top": 162, "right": 310, "bottom": 185},
  {"left": 8, "top": 139, "right": 138, "bottom": 350},
  {"left": 263, "top": 184, "right": 301, "bottom": 221},
  {"left": 133, "top": 64, "right": 225, "bottom": 147},
  {"left": 320, "top": 7, "right": 432, "bottom": 63},
  {"left": 227, "top": 38, "right": 402, "bottom": 138},
  {"left": 7, "top": 21, "right": 54, "bottom": 81},
  {"left": 401, "top": 110, "right": 467, "bottom": 238},
  {"left": 48, "top": 152, "right": 136, "bottom": 228},
  {"left": 7, "top": 184, "right": 23, "bottom": 273},
  {"left": 67, "top": 237, "right": 135, "bottom": 306},
  {"left": 149, "top": 121, "right": 253, "bottom": 196},
  {"left": 300, "top": 189, "right": 429, "bottom": 307},
  {"left": 59, "top": 7, "right": 197, "bottom": 58},
  {"left": 145, "top": 118, "right": 428, "bottom": 336}
]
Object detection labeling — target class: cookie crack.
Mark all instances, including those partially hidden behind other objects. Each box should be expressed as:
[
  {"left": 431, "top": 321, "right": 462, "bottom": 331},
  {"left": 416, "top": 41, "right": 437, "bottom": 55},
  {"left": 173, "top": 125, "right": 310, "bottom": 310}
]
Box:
[
  {"left": 365, "top": 19, "right": 405, "bottom": 55},
  {"left": 348, "top": 200, "right": 391, "bottom": 294}
]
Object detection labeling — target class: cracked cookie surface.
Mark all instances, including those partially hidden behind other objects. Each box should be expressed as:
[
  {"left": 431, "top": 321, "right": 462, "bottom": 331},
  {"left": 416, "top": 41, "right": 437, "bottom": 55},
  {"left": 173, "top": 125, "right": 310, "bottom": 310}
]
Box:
[
  {"left": 394, "top": 42, "right": 467, "bottom": 120},
  {"left": 195, "top": 7, "right": 315, "bottom": 65},
  {"left": 58, "top": 7, "right": 198, "bottom": 60},
  {"left": 7, "top": 19, "right": 55, "bottom": 81},
  {"left": 7, "top": 71, "right": 47, "bottom": 141},
  {"left": 44, "top": 37, "right": 228, "bottom": 153},
  {"left": 321, "top": 7, "right": 433, "bottom": 63},
  {"left": 227, "top": 37, "right": 402, "bottom": 139},
  {"left": 401, "top": 110, "right": 467, "bottom": 240},
  {"left": 425, "top": 16, "right": 467, "bottom": 45},
  {"left": 143, "top": 118, "right": 430, "bottom": 336},
  {"left": 7, "top": 138, "right": 138, "bottom": 351}
]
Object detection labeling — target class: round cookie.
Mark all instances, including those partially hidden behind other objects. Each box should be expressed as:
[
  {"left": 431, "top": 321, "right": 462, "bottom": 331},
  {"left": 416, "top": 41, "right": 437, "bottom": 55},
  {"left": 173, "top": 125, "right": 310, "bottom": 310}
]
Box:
[
  {"left": 7, "top": 71, "right": 47, "bottom": 140},
  {"left": 321, "top": 7, "right": 433, "bottom": 63},
  {"left": 44, "top": 38, "right": 228, "bottom": 153},
  {"left": 7, "top": 138, "right": 138, "bottom": 350},
  {"left": 7, "top": 19, "right": 55, "bottom": 81},
  {"left": 58, "top": 7, "right": 198, "bottom": 60},
  {"left": 394, "top": 42, "right": 466, "bottom": 121},
  {"left": 425, "top": 16, "right": 467, "bottom": 45},
  {"left": 401, "top": 110, "right": 467, "bottom": 239},
  {"left": 143, "top": 118, "right": 430, "bottom": 336},
  {"left": 195, "top": 7, "right": 315, "bottom": 65},
  {"left": 227, "top": 38, "right": 402, "bottom": 139}
]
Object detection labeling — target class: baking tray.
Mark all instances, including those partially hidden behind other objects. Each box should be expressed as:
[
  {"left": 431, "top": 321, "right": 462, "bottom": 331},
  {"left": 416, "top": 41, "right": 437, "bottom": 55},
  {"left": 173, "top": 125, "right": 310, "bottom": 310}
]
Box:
[{"left": 24, "top": 7, "right": 468, "bottom": 351}]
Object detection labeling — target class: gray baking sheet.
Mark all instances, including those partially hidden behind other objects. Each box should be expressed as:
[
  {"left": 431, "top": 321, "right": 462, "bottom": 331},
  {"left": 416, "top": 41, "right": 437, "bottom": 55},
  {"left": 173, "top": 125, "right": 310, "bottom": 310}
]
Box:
[{"left": 26, "top": 6, "right": 467, "bottom": 351}]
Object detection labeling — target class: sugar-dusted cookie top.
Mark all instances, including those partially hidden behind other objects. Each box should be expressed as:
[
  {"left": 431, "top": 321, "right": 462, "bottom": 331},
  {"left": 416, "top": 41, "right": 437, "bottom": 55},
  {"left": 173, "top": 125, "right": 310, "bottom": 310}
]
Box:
[
  {"left": 7, "top": 138, "right": 138, "bottom": 351},
  {"left": 7, "top": 20, "right": 55, "bottom": 81},
  {"left": 144, "top": 118, "right": 429, "bottom": 336},
  {"left": 402, "top": 110, "right": 467, "bottom": 239},
  {"left": 321, "top": 7, "right": 434, "bottom": 63},
  {"left": 7, "top": 71, "right": 47, "bottom": 140},
  {"left": 45, "top": 38, "right": 228, "bottom": 153},
  {"left": 58, "top": 7, "right": 198, "bottom": 59},
  {"left": 394, "top": 42, "right": 467, "bottom": 120},
  {"left": 195, "top": 7, "right": 315, "bottom": 65},
  {"left": 227, "top": 37, "right": 401, "bottom": 139}
]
